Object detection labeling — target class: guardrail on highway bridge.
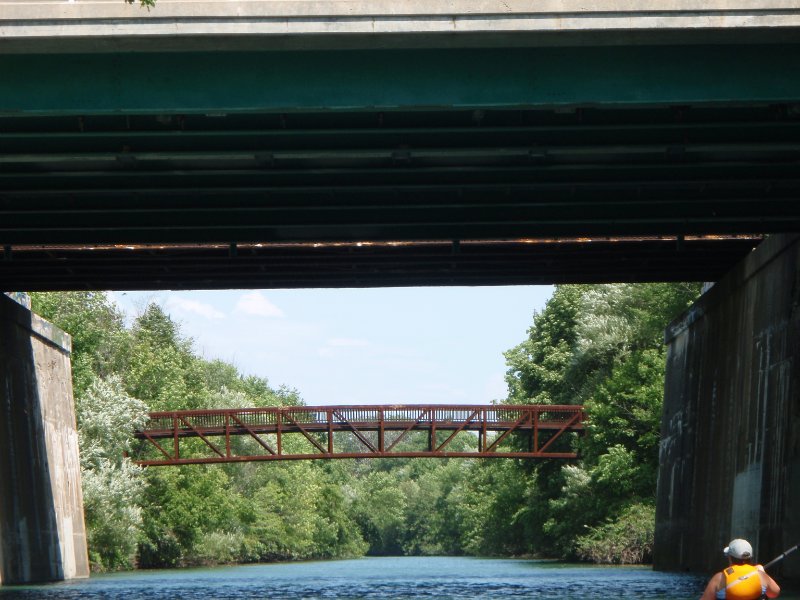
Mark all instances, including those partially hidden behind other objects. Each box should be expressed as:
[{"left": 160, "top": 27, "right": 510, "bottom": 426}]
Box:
[{"left": 2, "top": 1, "right": 800, "bottom": 52}]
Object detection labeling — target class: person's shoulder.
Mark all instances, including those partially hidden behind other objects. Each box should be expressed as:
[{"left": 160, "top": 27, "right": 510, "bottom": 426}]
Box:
[{"left": 704, "top": 571, "right": 720, "bottom": 588}]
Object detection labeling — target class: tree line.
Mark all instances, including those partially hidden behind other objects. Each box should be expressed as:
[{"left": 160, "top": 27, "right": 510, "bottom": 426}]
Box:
[{"left": 29, "top": 282, "right": 700, "bottom": 571}]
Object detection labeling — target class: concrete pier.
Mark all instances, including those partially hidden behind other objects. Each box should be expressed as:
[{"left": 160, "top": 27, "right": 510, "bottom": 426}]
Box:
[
  {"left": 0, "top": 293, "right": 89, "bottom": 584},
  {"left": 655, "top": 234, "right": 800, "bottom": 577}
]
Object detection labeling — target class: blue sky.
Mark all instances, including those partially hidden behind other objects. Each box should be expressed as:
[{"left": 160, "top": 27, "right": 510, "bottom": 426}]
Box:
[{"left": 110, "top": 286, "right": 553, "bottom": 407}]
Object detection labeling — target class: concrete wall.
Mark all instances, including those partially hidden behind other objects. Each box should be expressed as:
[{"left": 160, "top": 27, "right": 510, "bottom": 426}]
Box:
[
  {"left": 0, "top": 293, "right": 89, "bottom": 585},
  {"left": 654, "top": 234, "right": 800, "bottom": 578},
  {"left": 2, "top": 0, "right": 800, "bottom": 53}
]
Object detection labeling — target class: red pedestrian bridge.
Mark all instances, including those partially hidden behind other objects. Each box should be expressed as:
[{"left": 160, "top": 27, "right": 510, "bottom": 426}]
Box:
[{"left": 132, "top": 404, "right": 586, "bottom": 466}]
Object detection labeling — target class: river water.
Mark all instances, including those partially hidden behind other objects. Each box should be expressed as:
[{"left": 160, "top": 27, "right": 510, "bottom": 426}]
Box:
[{"left": 0, "top": 556, "right": 775, "bottom": 600}]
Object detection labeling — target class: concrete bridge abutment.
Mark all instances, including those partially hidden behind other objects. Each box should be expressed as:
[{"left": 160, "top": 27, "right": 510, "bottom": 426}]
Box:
[
  {"left": 0, "top": 293, "right": 89, "bottom": 585},
  {"left": 655, "top": 234, "right": 800, "bottom": 578}
]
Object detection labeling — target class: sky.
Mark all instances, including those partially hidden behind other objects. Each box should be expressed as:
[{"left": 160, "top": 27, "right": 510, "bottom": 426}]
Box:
[{"left": 110, "top": 286, "right": 554, "bottom": 407}]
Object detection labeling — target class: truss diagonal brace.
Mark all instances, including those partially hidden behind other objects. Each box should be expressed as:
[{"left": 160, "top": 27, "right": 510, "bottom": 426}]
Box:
[
  {"left": 178, "top": 416, "right": 225, "bottom": 458},
  {"left": 229, "top": 413, "right": 277, "bottom": 455},
  {"left": 283, "top": 413, "right": 328, "bottom": 454},
  {"left": 435, "top": 410, "right": 480, "bottom": 452},
  {"left": 536, "top": 411, "right": 583, "bottom": 455},
  {"left": 141, "top": 430, "right": 174, "bottom": 461},
  {"left": 333, "top": 410, "right": 377, "bottom": 453},
  {"left": 386, "top": 409, "right": 431, "bottom": 452},
  {"left": 484, "top": 412, "right": 529, "bottom": 454}
]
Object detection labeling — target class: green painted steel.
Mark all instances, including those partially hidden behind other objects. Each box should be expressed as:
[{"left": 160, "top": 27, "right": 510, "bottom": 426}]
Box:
[
  {"left": 0, "top": 43, "right": 798, "bottom": 289},
  {"left": 2, "top": 45, "right": 800, "bottom": 115}
]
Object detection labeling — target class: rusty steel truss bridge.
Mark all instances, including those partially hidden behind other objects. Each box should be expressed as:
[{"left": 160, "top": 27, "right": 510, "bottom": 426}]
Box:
[{"left": 132, "top": 404, "right": 586, "bottom": 466}]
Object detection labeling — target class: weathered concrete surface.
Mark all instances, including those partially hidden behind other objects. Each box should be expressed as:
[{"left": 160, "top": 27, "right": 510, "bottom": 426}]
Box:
[
  {"left": 655, "top": 234, "right": 800, "bottom": 578},
  {"left": 0, "top": 294, "right": 89, "bottom": 585},
  {"left": 2, "top": 0, "right": 800, "bottom": 52}
]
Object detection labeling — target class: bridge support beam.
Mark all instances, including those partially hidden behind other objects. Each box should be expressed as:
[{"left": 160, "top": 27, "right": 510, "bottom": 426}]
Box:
[
  {"left": 655, "top": 234, "right": 800, "bottom": 577},
  {"left": 0, "top": 293, "right": 89, "bottom": 585}
]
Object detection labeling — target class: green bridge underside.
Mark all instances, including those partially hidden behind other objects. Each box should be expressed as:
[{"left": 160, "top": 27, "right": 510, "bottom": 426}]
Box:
[{"left": 1, "top": 45, "right": 799, "bottom": 289}]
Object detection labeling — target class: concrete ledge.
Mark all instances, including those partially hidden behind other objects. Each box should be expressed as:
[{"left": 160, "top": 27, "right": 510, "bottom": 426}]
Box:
[
  {"left": 1, "top": 295, "right": 72, "bottom": 355},
  {"left": 4, "top": 0, "right": 800, "bottom": 19},
  {"left": 2, "top": 0, "right": 800, "bottom": 51},
  {"left": 4, "top": 292, "right": 31, "bottom": 310},
  {"left": 665, "top": 234, "right": 800, "bottom": 343}
]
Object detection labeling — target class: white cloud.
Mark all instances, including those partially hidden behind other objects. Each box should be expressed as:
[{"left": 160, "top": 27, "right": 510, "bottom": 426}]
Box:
[
  {"left": 234, "top": 292, "right": 285, "bottom": 318},
  {"left": 166, "top": 296, "right": 226, "bottom": 320}
]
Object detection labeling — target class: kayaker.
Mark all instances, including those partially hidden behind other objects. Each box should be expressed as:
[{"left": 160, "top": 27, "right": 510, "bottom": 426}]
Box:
[{"left": 699, "top": 538, "right": 780, "bottom": 600}]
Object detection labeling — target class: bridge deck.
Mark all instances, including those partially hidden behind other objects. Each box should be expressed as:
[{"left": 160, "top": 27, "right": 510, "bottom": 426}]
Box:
[{"left": 132, "top": 404, "right": 586, "bottom": 465}]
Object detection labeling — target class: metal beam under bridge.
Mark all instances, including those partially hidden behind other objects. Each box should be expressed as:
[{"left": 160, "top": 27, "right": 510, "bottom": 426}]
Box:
[{"left": 1, "top": 44, "right": 799, "bottom": 289}]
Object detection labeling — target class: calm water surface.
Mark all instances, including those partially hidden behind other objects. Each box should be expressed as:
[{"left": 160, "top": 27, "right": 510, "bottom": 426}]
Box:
[{"left": 0, "top": 556, "right": 789, "bottom": 600}]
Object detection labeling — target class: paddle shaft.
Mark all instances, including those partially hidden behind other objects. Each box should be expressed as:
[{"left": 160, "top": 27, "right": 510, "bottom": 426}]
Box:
[{"left": 763, "top": 544, "right": 799, "bottom": 570}]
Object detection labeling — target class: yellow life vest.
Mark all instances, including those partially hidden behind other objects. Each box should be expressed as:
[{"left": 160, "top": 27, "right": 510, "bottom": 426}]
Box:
[{"left": 723, "top": 564, "right": 763, "bottom": 600}]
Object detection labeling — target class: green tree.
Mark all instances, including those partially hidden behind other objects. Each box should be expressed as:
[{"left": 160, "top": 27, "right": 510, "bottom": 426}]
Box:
[
  {"left": 402, "top": 460, "right": 470, "bottom": 555},
  {"left": 30, "top": 292, "right": 129, "bottom": 397},
  {"left": 77, "top": 375, "right": 149, "bottom": 570},
  {"left": 499, "top": 283, "right": 701, "bottom": 561},
  {"left": 576, "top": 502, "right": 655, "bottom": 564},
  {"left": 138, "top": 466, "right": 245, "bottom": 567},
  {"left": 352, "top": 471, "right": 408, "bottom": 555},
  {"left": 504, "top": 286, "right": 585, "bottom": 405},
  {"left": 582, "top": 349, "right": 666, "bottom": 478},
  {"left": 125, "top": 304, "right": 208, "bottom": 410}
]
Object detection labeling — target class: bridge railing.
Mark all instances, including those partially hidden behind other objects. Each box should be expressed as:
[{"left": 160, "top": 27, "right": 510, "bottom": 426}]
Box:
[
  {"left": 144, "top": 404, "right": 584, "bottom": 429},
  {"left": 133, "top": 404, "right": 586, "bottom": 465}
]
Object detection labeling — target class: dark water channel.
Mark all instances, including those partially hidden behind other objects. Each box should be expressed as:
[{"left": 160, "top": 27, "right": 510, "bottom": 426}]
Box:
[{"left": 0, "top": 556, "right": 775, "bottom": 599}]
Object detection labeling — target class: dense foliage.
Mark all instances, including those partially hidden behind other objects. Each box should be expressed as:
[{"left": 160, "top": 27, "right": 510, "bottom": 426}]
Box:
[
  {"left": 29, "top": 282, "right": 699, "bottom": 570},
  {"left": 499, "top": 283, "right": 700, "bottom": 561}
]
